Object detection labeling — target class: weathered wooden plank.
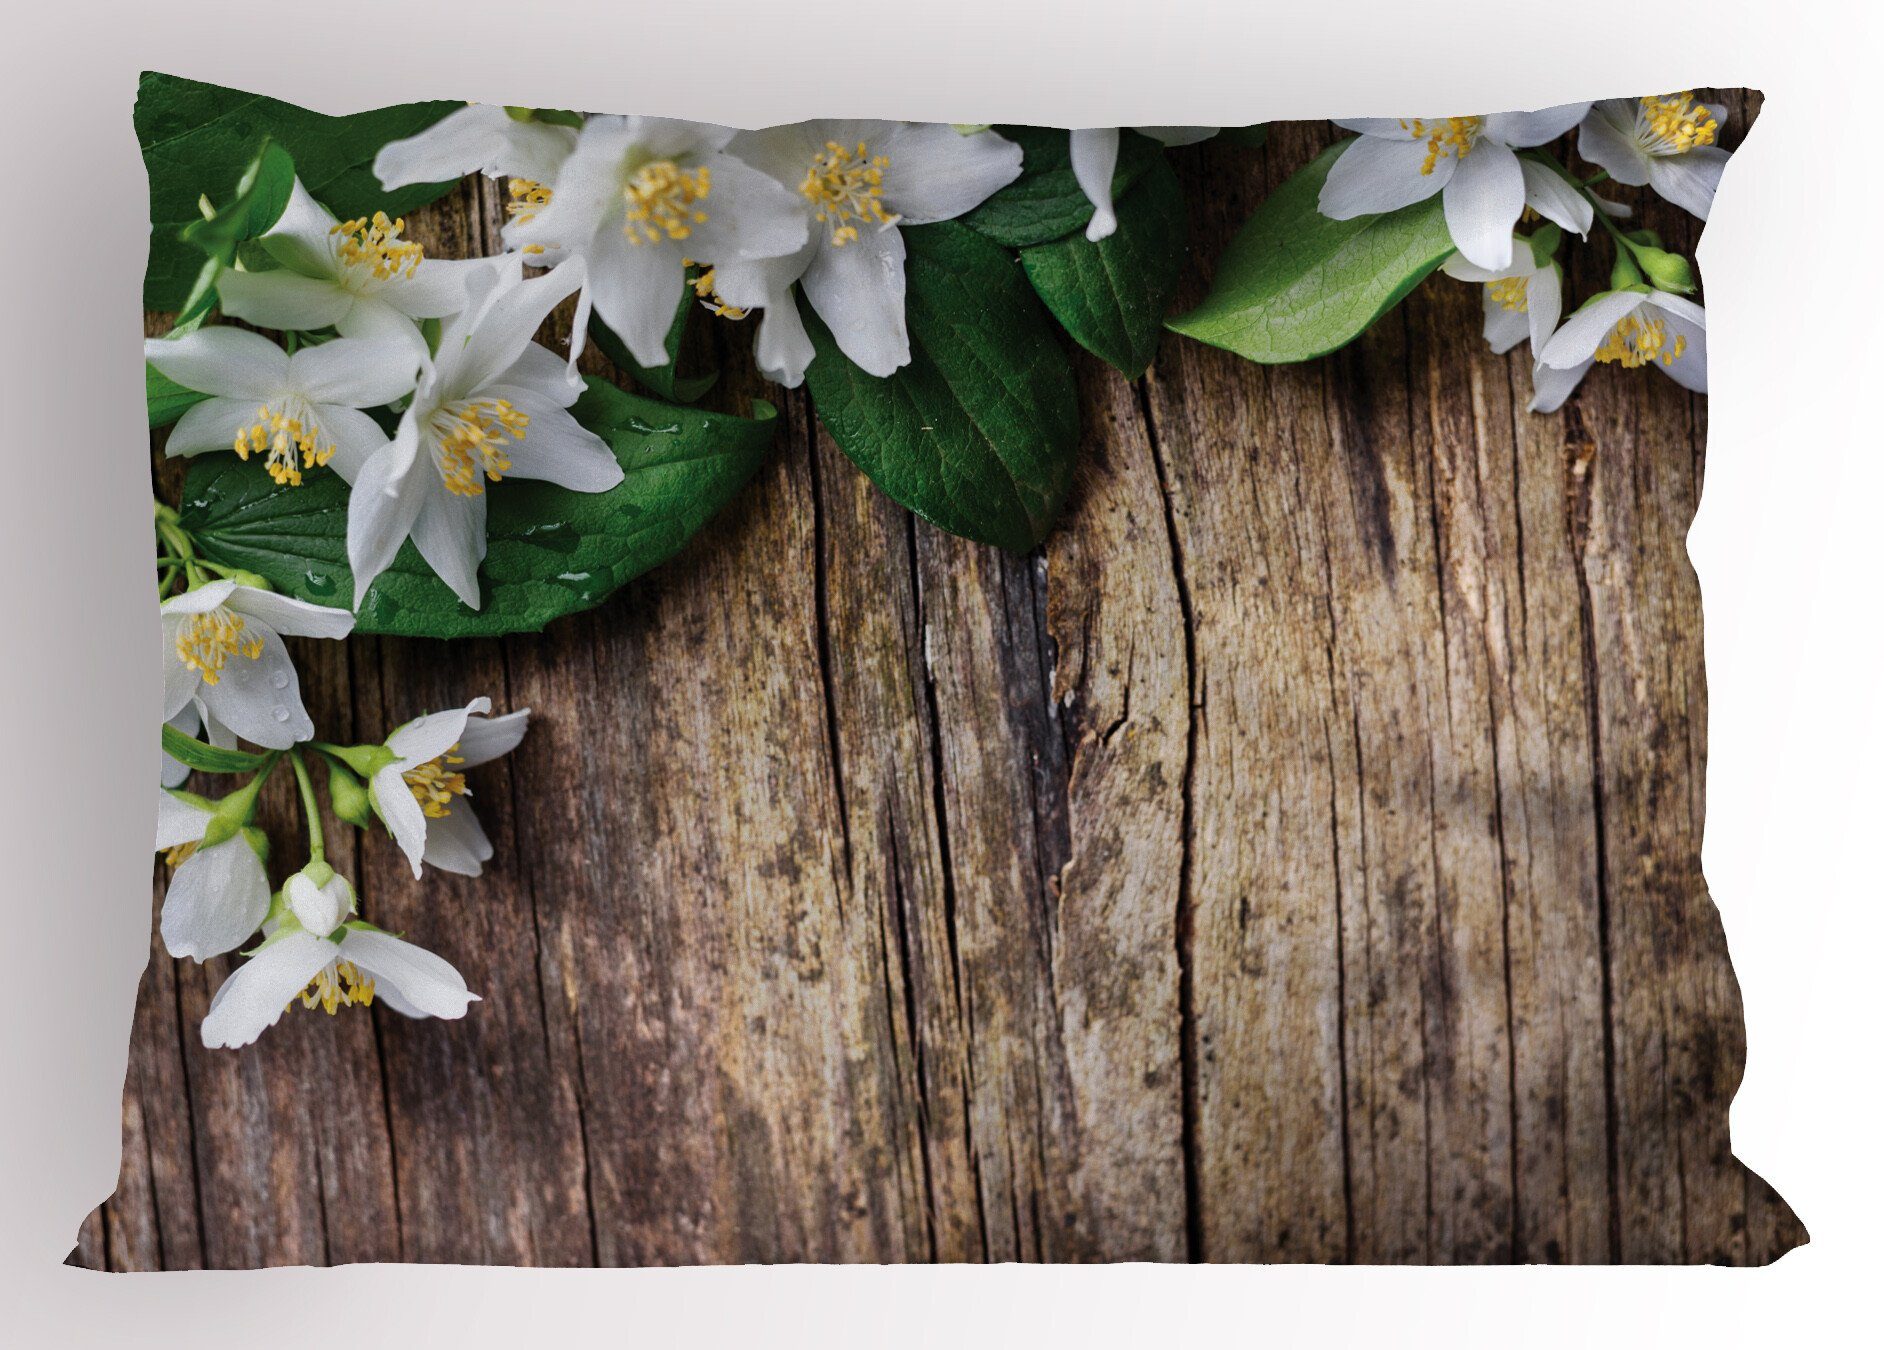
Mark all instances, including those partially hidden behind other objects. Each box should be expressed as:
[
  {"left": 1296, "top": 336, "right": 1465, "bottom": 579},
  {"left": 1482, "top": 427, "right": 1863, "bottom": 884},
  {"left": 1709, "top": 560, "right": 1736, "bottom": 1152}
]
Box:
[{"left": 88, "top": 103, "right": 1802, "bottom": 1267}]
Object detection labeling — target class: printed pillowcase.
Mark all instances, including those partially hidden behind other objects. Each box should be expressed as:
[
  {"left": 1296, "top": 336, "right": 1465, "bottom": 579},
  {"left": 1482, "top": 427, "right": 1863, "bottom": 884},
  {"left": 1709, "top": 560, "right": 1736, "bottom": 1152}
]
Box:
[{"left": 122, "top": 75, "right": 1791, "bottom": 1269}]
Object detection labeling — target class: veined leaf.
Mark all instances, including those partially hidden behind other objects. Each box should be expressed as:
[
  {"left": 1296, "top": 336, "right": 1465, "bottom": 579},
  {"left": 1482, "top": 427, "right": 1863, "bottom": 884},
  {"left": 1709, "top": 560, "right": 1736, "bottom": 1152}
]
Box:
[
  {"left": 138, "top": 72, "right": 461, "bottom": 311},
  {"left": 1167, "top": 138, "right": 1456, "bottom": 363},
  {"left": 1020, "top": 157, "right": 1187, "bottom": 378},
  {"left": 147, "top": 363, "right": 209, "bottom": 428},
  {"left": 177, "top": 378, "right": 777, "bottom": 639},
  {"left": 803, "top": 221, "right": 1078, "bottom": 551},
  {"left": 960, "top": 126, "right": 1159, "bottom": 249}
]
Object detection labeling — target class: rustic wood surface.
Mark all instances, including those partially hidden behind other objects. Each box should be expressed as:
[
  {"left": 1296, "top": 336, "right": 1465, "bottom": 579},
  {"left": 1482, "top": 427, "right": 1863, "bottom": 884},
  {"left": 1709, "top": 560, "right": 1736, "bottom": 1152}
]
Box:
[{"left": 76, "top": 95, "right": 1803, "bottom": 1268}]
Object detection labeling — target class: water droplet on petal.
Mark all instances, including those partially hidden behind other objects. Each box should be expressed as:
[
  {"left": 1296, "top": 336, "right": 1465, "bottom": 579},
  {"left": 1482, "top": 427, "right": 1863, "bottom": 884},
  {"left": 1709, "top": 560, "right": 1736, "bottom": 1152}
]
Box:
[
  {"left": 270, "top": 670, "right": 290, "bottom": 689},
  {"left": 274, "top": 707, "right": 291, "bottom": 722}
]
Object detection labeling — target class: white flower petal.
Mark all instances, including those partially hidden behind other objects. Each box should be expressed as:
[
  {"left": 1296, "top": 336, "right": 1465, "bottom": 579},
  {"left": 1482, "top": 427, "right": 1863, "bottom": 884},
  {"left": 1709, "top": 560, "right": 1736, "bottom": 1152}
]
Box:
[
  {"left": 1519, "top": 159, "right": 1594, "bottom": 236},
  {"left": 144, "top": 328, "right": 288, "bottom": 401},
  {"left": 1069, "top": 127, "right": 1122, "bottom": 241},
  {"left": 586, "top": 229, "right": 685, "bottom": 368},
  {"left": 1136, "top": 126, "right": 1217, "bottom": 147},
  {"left": 288, "top": 335, "right": 422, "bottom": 408},
  {"left": 456, "top": 708, "right": 530, "bottom": 768},
  {"left": 1443, "top": 141, "right": 1524, "bottom": 269},
  {"left": 386, "top": 698, "right": 491, "bottom": 768},
  {"left": 1528, "top": 358, "right": 1591, "bottom": 413},
  {"left": 447, "top": 257, "right": 587, "bottom": 398},
  {"left": 1481, "top": 289, "right": 1530, "bottom": 354},
  {"left": 163, "top": 836, "right": 270, "bottom": 960},
  {"left": 223, "top": 585, "right": 355, "bottom": 639},
  {"left": 1332, "top": 118, "right": 1421, "bottom": 140},
  {"left": 346, "top": 426, "right": 429, "bottom": 608},
  {"left": 214, "top": 268, "right": 353, "bottom": 333},
  {"left": 374, "top": 103, "right": 577, "bottom": 189},
  {"left": 1526, "top": 265, "right": 1564, "bottom": 356},
  {"left": 475, "top": 391, "right": 621, "bottom": 493},
  {"left": 339, "top": 929, "right": 477, "bottom": 1020},
  {"left": 753, "top": 292, "right": 816, "bottom": 388},
  {"left": 407, "top": 489, "right": 487, "bottom": 610},
  {"left": 310, "top": 405, "right": 391, "bottom": 483},
  {"left": 688, "top": 155, "right": 812, "bottom": 261},
  {"left": 505, "top": 115, "right": 638, "bottom": 255},
  {"left": 493, "top": 341, "right": 584, "bottom": 407},
  {"left": 802, "top": 225, "right": 908, "bottom": 377},
  {"left": 160, "top": 705, "right": 198, "bottom": 789},
  {"left": 195, "top": 623, "right": 314, "bottom": 748},
  {"left": 160, "top": 579, "right": 239, "bottom": 616},
  {"left": 876, "top": 124, "right": 1022, "bottom": 225},
  {"left": 155, "top": 789, "right": 211, "bottom": 851},
  {"left": 200, "top": 932, "right": 339, "bottom": 1048},
  {"left": 381, "top": 257, "right": 489, "bottom": 321},
  {"left": 373, "top": 766, "right": 430, "bottom": 879},
  {"left": 1646, "top": 147, "right": 1729, "bottom": 220},
  {"left": 1576, "top": 102, "right": 1651, "bottom": 186},
  {"left": 160, "top": 616, "right": 200, "bottom": 721},
  {"left": 258, "top": 181, "right": 343, "bottom": 279},
  {"left": 165, "top": 397, "right": 261, "bottom": 459},
  {"left": 1318, "top": 135, "right": 1448, "bottom": 218},
  {"left": 420, "top": 803, "right": 495, "bottom": 876},
  {"left": 1538, "top": 290, "right": 1645, "bottom": 369},
  {"left": 1487, "top": 102, "right": 1592, "bottom": 148}
]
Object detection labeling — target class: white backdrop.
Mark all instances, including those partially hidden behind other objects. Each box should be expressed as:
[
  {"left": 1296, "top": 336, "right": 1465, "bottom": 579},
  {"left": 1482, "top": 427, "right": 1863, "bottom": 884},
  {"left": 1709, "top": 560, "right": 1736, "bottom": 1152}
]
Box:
[{"left": 2, "top": 1, "right": 1878, "bottom": 1344}]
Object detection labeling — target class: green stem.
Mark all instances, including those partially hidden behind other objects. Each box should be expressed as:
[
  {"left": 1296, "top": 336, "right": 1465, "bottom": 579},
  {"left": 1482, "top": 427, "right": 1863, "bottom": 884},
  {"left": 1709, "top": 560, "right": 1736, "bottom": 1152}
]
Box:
[{"left": 289, "top": 748, "right": 325, "bottom": 864}]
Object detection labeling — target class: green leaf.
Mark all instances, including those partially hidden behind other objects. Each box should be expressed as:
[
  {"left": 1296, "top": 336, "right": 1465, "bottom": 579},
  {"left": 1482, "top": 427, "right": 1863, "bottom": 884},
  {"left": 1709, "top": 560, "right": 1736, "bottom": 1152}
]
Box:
[
  {"left": 1019, "top": 156, "right": 1186, "bottom": 378},
  {"left": 138, "top": 72, "right": 461, "bottom": 311},
  {"left": 177, "top": 378, "right": 778, "bottom": 638},
  {"left": 587, "top": 281, "right": 717, "bottom": 403},
  {"left": 1167, "top": 138, "right": 1456, "bottom": 363},
  {"left": 162, "top": 725, "right": 270, "bottom": 774},
  {"left": 147, "top": 362, "right": 208, "bottom": 428},
  {"left": 802, "top": 221, "right": 1079, "bottom": 551},
  {"left": 960, "top": 126, "right": 1159, "bottom": 248},
  {"left": 168, "top": 138, "right": 300, "bottom": 330},
  {"left": 1218, "top": 124, "right": 1270, "bottom": 151}
]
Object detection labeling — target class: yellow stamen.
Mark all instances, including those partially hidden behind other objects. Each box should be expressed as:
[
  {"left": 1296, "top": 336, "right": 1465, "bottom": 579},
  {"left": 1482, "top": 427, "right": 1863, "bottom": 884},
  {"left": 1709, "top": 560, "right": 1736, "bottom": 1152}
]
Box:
[
  {"left": 233, "top": 403, "right": 334, "bottom": 487},
  {"left": 1594, "top": 311, "right": 1690, "bottom": 369},
  {"left": 175, "top": 608, "right": 264, "bottom": 686},
  {"left": 506, "top": 178, "right": 553, "bottom": 225},
  {"left": 1488, "top": 277, "right": 1529, "bottom": 312},
  {"left": 330, "top": 212, "right": 424, "bottom": 281},
  {"left": 294, "top": 959, "right": 376, "bottom": 1015},
  {"left": 403, "top": 744, "right": 469, "bottom": 819},
  {"left": 623, "top": 161, "right": 712, "bottom": 245},
  {"left": 1400, "top": 116, "right": 1484, "bottom": 175},
  {"left": 430, "top": 398, "right": 529, "bottom": 497},
  {"left": 1639, "top": 93, "right": 1719, "bottom": 155},
  {"left": 690, "top": 266, "right": 747, "bottom": 320},
  {"left": 799, "top": 140, "right": 896, "bottom": 246},
  {"left": 164, "top": 840, "right": 199, "bottom": 868}
]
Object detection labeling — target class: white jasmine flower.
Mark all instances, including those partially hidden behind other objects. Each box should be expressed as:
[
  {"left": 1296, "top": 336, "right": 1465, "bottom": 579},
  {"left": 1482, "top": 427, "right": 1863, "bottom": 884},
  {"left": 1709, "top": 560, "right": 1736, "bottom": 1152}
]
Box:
[
  {"left": 374, "top": 103, "right": 579, "bottom": 191},
  {"left": 162, "top": 580, "right": 355, "bottom": 748},
  {"left": 343, "top": 256, "right": 622, "bottom": 609},
  {"left": 215, "top": 180, "right": 490, "bottom": 359},
  {"left": 1577, "top": 93, "right": 1730, "bottom": 220},
  {"left": 199, "top": 872, "right": 478, "bottom": 1050},
  {"left": 145, "top": 328, "right": 412, "bottom": 487},
  {"left": 1535, "top": 287, "right": 1707, "bottom": 405},
  {"left": 1319, "top": 105, "right": 1595, "bottom": 269},
  {"left": 711, "top": 121, "right": 1023, "bottom": 385},
  {"left": 1069, "top": 126, "right": 1216, "bottom": 241},
  {"left": 503, "top": 115, "right": 808, "bottom": 369},
  {"left": 1440, "top": 235, "right": 1579, "bottom": 411},
  {"left": 362, "top": 696, "right": 530, "bottom": 878},
  {"left": 155, "top": 788, "right": 269, "bottom": 961}
]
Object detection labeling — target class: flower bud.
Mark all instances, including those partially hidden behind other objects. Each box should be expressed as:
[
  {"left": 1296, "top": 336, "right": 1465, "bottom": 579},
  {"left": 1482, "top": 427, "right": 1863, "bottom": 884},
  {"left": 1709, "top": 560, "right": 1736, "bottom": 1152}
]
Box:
[
  {"left": 325, "top": 758, "right": 375, "bottom": 829},
  {"left": 285, "top": 867, "right": 355, "bottom": 937},
  {"left": 1631, "top": 244, "right": 1698, "bottom": 295}
]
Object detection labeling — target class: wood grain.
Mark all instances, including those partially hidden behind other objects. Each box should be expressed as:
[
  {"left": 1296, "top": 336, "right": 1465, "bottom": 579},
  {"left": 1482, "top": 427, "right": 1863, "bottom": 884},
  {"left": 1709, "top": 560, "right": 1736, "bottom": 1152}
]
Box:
[{"left": 77, "top": 97, "right": 1802, "bottom": 1268}]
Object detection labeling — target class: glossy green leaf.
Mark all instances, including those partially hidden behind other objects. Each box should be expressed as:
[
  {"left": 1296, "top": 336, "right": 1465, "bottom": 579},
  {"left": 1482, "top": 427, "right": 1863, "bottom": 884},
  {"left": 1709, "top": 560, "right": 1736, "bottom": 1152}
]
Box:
[
  {"left": 1167, "top": 138, "right": 1455, "bottom": 363},
  {"left": 1020, "top": 157, "right": 1187, "bottom": 378},
  {"left": 147, "top": 362, "right": 209, "bottom": 428},
  {"left": 960, "top": 126, "right": 1158, "bottom": 248},
  {"left": 802, "top": 221, "right": 1078, "bottom": 551},
  {"left": 177, "top": 378, "right": 778, "bottom": 638},
  {"left": 162, "top": 725, "right": 270, "bottom": 774},
  {"left": 138, "top": 72, "right": 461, "bottom": 311}
]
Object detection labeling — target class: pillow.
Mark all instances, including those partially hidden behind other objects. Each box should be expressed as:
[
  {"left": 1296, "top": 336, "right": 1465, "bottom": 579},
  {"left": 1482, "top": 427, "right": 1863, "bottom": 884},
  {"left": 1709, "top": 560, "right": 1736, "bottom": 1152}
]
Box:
[{"left": 87, "top": 75, "right": 1797, "bottom": 1267}]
